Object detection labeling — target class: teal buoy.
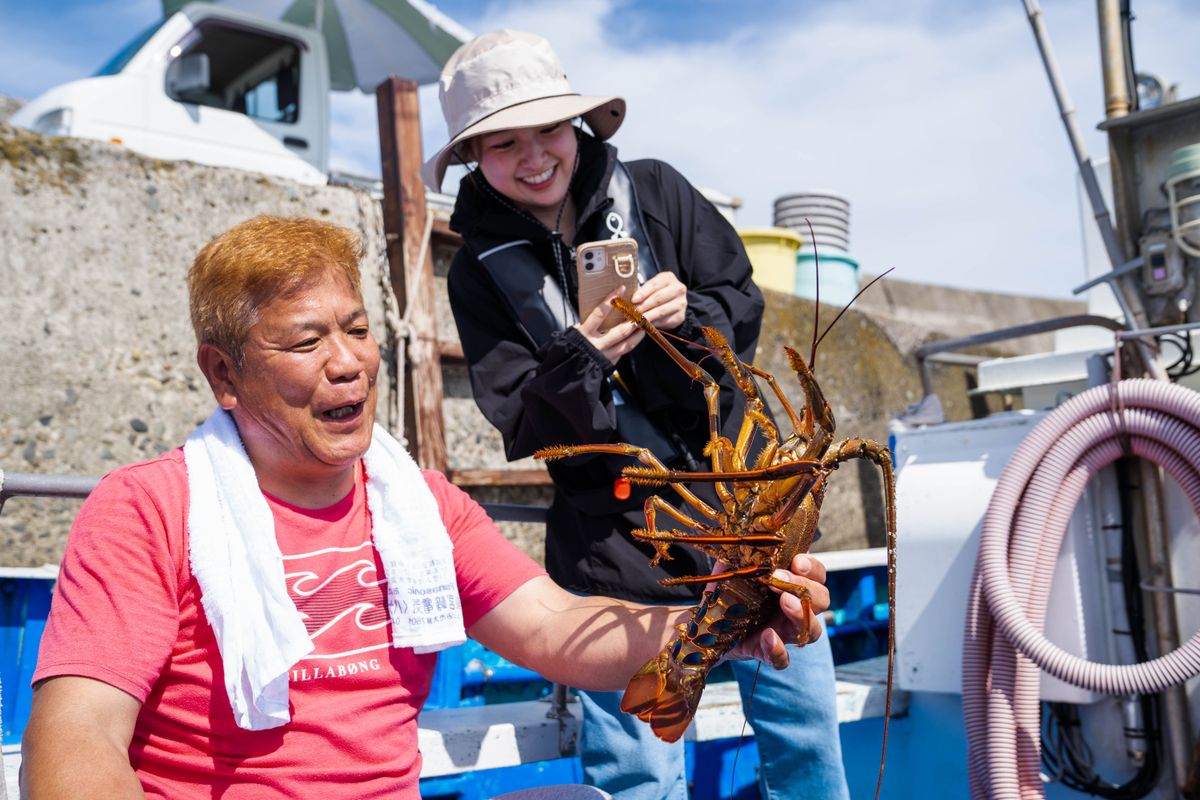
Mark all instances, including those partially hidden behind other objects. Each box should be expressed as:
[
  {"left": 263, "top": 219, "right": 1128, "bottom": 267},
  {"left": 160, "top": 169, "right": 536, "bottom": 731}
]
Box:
[{"left": 796, "top": 252, "right": 859, "bottom": 307}]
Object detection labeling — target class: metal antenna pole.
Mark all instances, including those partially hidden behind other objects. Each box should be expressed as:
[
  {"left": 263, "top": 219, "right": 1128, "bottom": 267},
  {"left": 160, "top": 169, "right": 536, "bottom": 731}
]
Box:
[{"left": 1022, "top": 0, "right": 1166, "bottom": 380}]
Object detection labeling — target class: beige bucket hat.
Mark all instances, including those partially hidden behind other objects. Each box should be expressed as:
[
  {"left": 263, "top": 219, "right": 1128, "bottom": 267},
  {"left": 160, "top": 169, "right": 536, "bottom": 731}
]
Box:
[{"left": 421, "top": 30, "right": 626, "bottom": 191}]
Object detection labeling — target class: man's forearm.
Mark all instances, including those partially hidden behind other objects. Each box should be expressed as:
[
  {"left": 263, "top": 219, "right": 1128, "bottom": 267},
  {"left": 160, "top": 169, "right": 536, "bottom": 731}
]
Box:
[
  {"left": 532, "top": 595, "right": 689, "bottom": 691},
  {"left": 471, "top": 577, "right": 689, "bottom": 692},
  {"left": 473, "top": 559, "right": 827, "bottom": 692}
]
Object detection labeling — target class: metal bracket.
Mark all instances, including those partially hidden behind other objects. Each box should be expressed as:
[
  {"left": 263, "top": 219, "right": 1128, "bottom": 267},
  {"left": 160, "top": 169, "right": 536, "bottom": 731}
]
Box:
[{"left": 544, "top": 682, "right": 577, "bottom": 757}]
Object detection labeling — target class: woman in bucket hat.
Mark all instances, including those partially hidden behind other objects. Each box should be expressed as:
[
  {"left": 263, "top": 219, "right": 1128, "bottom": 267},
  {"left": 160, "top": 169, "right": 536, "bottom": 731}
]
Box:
[{"left": 430, "top": 30, "right": 850, "bottom": 800}]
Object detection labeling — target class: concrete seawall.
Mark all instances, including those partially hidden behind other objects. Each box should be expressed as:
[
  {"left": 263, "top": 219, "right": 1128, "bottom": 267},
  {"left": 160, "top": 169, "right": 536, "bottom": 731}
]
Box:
[{"left": 0, "top": 121, "right": 1084, "bottom": 567}]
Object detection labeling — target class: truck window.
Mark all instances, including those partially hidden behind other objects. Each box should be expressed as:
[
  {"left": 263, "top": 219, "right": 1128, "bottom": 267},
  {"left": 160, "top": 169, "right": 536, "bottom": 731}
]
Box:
[{"left": 167, "top": 23, "right": 302, "bottom": 124}]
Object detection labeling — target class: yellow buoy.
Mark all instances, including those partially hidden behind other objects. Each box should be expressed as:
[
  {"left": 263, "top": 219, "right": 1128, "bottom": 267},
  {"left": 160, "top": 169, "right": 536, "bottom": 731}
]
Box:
[{"left": 737, "top": 227, "right": 804, "bottom": 294}]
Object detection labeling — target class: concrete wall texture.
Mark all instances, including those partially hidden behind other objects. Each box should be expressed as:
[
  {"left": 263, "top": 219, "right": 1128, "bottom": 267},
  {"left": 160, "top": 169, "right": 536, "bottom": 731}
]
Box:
[{"left": 0, "top": 121, "right": 1084, "bottom": 568}]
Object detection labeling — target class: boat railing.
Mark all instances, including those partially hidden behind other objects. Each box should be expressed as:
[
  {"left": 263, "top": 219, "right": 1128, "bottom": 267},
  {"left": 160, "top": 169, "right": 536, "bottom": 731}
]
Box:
[{"left": 912, "top": 313, "right": 1125, "bottom": 397}]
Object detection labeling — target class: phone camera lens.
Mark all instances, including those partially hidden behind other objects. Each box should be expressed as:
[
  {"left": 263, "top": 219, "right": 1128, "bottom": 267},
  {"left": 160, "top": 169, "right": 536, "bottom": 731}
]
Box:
[{"left": 584, "top": 251, "right": 595, "bottom": 260}]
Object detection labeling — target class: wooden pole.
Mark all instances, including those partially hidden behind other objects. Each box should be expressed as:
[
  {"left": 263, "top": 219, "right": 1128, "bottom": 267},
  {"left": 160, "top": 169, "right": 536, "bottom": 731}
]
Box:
[{"left": 376, "top": 77, "right": 447, "bottom": 472}]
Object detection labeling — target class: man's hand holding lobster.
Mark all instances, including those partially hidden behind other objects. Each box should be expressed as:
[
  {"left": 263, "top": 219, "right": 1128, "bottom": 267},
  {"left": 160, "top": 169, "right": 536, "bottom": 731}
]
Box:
[{"left": 721, "top": 553, "right": 829, "bottom": 670}]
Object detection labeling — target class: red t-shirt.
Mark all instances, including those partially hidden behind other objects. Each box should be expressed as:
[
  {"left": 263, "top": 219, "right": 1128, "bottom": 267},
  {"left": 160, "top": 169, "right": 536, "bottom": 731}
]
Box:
[{"left": 34, "top": 449, "right": 545, "bottom": 799}]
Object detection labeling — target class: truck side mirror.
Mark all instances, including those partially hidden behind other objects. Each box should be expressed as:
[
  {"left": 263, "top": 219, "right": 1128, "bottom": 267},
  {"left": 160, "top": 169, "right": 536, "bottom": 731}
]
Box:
[{"left": 166, "top": 52, "right": 211, "bottom": 101}]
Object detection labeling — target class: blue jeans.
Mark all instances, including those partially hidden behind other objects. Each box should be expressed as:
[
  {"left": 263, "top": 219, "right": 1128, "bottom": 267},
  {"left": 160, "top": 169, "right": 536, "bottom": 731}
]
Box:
[{"left": 579, "top": 627, "right": 849, "bottom": 800}]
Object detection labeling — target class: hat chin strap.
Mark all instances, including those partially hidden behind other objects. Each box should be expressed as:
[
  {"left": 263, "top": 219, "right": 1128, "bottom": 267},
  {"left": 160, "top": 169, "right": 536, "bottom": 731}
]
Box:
[
  {"left": 449, "top": 141, "right": 474, "bottom": 171},
  {"left": 549, "top": 126, "right": 583, "bottom": 233},
  {"left": 542, "top": 133, "right": 581, "bottom": 334}
]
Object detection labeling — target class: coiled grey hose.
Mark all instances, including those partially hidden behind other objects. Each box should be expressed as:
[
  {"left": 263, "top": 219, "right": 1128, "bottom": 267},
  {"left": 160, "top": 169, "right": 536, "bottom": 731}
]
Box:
[{"left": 963, "top": 379, "right": 1200, "bottom": 798}]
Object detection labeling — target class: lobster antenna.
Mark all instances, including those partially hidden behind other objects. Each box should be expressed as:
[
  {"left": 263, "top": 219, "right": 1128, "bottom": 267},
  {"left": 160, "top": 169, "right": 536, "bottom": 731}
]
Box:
[
  {"left": 806, "top": 219, "right": 821, "bottom": 370},
  {"left": 730, "top": 662, "right": 764, "bottom": 799},
  {"left": 813, "top": 267, "right": 896, "bottom": 357}
]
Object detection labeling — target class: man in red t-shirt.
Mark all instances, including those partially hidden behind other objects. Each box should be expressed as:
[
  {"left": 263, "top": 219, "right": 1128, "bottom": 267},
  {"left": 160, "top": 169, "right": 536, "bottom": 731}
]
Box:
[{"left": 20, "top": 216, "right": 828, "bottom": 800}]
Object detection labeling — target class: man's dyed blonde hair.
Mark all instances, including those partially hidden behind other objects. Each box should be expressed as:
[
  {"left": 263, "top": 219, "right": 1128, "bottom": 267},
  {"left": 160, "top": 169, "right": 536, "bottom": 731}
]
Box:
[{"left": 188, "top": 215, "right": 364, "bottom": 365}]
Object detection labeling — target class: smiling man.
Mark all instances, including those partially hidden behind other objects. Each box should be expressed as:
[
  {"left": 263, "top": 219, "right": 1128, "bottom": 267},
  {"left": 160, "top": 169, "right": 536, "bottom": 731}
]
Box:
[{"left": 19, "top": 215, "right": 828, "bottom": 800}]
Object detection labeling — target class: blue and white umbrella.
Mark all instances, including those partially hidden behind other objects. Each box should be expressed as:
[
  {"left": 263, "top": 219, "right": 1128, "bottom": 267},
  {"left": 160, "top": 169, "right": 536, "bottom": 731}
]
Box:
[{"left": 162, "top": 0, "right": 472, "bottom": 91}]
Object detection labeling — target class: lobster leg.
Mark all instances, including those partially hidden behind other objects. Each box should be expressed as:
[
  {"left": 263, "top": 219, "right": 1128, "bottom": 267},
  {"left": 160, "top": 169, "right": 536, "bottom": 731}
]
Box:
[
  {"left": 760, "top": 572, "right": 814, "bottom": 644},
  {"left": 639, "top": 495, "right": 784, "bottom": 550},
  {"left": 612, "top": 297, "right": 726, "bottom": 447},
  {"left": 642, "top": 494, "right": 713, "bottom": 534},
  {"left": 535, "top": 441, "right": 720, "bottom": 521},
  {"left": 699, "top": 328, "right": 817, "bottom": 537},
  {"left": 611, "top": 299, "right": 774, "bottom": 508},
  {"left": 701, "top": 327, "right": 780, "bottom": 452},
  {"left": 622, "top": 457, "right": 823, "bottom": 487},
  {"left": 744, "top": 362, "right": 803, "bottom": 436},
  {"left": 633, "top": 526, "right": 784, "bottom": 566},
  {"left": 660, "top": 563, "right": 771, "bottom": 586},
  {"left": 783, "top": 346, "right": 836, "bottom": 457},
  {"left": 751, "top": 472, "right": 827, "bottom": 534},
  {"left": 637, "top": 495, "right": 722, "bottom": 565}
]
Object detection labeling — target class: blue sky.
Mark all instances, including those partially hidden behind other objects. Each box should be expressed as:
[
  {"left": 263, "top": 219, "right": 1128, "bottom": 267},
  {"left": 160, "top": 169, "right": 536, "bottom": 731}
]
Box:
[{"left": 3, "top": 0, "right": 1200, "bottom": 301}]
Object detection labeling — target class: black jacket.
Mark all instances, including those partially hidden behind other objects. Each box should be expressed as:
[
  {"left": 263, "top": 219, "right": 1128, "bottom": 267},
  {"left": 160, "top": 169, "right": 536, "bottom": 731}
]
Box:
[{"left": 447, "top": 133, "right": 765, "bottom": 602}]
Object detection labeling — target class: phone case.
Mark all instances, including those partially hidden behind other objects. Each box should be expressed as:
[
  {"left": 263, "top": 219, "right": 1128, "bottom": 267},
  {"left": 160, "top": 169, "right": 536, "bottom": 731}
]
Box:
[{"left": 576, "top": 238, "right": 639, "bottom": 332}]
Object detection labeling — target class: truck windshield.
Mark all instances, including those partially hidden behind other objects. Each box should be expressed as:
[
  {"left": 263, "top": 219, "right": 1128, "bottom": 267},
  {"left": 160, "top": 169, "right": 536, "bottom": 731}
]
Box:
[
  {"left": 167, "top": 22, "right": 302, "bottom": 124},
  {"left": 94, "top": 20, "right": 165, "bottom": 77}
]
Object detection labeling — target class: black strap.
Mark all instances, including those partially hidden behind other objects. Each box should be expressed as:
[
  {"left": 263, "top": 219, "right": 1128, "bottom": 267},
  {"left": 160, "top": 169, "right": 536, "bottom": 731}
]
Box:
[
  {"left": 604, "top": 161, "right": 660, "bottom": 280},
  {"left": 473, "top": 238, "right": 569, "bottom": 348}
]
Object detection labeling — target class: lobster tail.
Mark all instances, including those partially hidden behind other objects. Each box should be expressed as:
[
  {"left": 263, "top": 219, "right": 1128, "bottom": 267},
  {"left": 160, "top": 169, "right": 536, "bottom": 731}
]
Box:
[
  {"left": 620, "top": 580, "right": 774, "bottom": 742},
  {"left": 620, "top": 651, "right": 705, "bottom": 743}
]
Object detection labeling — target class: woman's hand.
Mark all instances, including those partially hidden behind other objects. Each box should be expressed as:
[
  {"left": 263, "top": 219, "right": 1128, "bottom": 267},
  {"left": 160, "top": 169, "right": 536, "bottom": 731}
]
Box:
[
  {"left": 573, "top": 273, "right": 688, "bottom": 365},
  {"left": 631, "top": 272, "right": 688, "bottom": 331},
  {"left": 725, "top": 554, "right": 830, "bottom": 669},
  {"left": 574, "top": 286, "right": 644, "bottom": 365}
]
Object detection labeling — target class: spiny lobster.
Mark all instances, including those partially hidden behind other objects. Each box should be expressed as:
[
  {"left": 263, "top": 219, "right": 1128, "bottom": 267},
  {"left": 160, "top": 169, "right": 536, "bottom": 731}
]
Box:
[{"left": 534, "top": 290, "right": 898, "bottom": 799}]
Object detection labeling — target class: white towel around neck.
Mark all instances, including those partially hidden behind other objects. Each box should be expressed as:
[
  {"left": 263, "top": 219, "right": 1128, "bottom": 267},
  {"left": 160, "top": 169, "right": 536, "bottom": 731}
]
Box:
[{"left": 184, "top": 408, "right": 464, "bottom": 731}]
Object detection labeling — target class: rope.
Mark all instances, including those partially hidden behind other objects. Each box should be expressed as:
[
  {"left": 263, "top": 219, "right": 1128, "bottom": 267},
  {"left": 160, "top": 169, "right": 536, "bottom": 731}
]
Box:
[{"left": 385, "top": 208, "right": 434, "bottom": 449}]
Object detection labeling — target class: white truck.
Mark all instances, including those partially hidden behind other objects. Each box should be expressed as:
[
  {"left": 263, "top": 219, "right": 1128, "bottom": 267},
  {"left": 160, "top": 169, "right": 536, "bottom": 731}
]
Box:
[{"left": 12, "top": 3, "right": 333, "bottom": 184}]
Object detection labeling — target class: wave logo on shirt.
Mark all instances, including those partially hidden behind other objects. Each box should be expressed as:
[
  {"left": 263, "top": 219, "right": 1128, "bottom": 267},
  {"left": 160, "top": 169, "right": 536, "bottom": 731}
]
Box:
[{"left": 283, "top": 541, "right": 391, "bottom": 661}]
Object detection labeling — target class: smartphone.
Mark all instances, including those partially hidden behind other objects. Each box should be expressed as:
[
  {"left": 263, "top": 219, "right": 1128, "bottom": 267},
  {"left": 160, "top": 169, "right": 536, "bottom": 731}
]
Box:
[{"left": 576, "top": 237, "right": 640, "bottom": 332}]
